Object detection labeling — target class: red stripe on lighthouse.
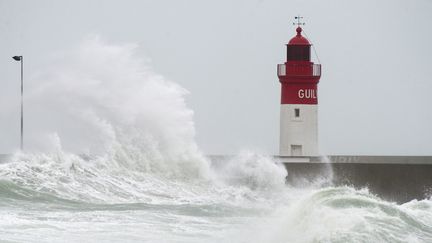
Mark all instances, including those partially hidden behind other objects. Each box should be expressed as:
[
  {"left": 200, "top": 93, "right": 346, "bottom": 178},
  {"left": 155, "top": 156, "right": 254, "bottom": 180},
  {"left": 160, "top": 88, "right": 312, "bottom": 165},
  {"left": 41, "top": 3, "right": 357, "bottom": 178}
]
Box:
[{"left": 281, "top": 84, "right": 317, "bottom": 104}]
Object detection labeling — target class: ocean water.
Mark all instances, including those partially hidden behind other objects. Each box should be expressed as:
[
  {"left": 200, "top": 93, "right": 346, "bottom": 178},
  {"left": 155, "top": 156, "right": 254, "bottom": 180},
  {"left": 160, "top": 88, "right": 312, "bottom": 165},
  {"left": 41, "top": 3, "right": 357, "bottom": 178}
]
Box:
[
  {"left": 1, "top": 152, "right": 432, "bottom": 243},
  {"left": 1, "top": 37, "right": 432, "bottom": 242}
]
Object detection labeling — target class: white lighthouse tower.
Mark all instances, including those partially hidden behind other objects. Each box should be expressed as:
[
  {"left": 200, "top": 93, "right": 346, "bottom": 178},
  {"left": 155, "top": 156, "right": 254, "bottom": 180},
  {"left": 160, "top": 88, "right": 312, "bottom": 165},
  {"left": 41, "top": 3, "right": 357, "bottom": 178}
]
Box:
[{"left": 277, "top": 19, "right": 321, "bottom": 157}]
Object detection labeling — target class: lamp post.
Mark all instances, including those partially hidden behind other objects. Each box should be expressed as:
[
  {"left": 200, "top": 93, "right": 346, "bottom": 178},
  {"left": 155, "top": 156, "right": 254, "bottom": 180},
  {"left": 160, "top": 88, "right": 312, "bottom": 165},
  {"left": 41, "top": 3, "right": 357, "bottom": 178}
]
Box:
[{"left": 12, "top": 55, "right": 23, "bottom": 151}]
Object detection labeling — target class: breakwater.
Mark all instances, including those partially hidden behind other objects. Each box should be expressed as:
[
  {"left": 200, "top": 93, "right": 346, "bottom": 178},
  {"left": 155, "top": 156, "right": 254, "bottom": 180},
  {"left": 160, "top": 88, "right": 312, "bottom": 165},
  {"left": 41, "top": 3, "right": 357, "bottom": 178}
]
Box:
[{"left": 276, "top": 156, "right": 432, "bottom": 203}]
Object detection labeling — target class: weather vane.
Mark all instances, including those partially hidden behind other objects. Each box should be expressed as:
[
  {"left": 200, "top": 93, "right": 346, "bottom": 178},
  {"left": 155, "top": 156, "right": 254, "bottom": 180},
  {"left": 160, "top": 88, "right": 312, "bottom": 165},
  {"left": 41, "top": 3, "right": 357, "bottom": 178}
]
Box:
[{"left": 293, "top": 15, "right": 305, "bottom": 26}]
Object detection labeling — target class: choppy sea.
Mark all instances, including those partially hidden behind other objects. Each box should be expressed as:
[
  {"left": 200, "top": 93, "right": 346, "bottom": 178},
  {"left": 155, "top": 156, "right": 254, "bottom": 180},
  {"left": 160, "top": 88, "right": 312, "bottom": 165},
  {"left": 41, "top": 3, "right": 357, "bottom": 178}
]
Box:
[{"left": 0, "top": 152, "right": 431, "bottom": 243}]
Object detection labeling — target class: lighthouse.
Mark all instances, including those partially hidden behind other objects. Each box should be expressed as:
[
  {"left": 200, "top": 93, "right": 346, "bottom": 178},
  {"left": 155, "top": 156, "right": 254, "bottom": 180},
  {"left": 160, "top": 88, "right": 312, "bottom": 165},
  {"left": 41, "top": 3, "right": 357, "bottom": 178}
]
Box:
[{"left": 277, "top": 19, "right": 321, "bottom": 157}]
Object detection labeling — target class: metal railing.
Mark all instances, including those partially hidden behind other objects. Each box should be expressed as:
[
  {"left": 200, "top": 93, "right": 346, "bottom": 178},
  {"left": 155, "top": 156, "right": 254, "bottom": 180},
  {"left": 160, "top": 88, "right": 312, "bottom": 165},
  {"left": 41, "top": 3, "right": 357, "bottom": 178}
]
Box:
[
  {"left": 277, "top": 64, "right": 286, "bottom": 76},
  {"left": 277, "top": 63, "right": 321, "bottom": 77}
]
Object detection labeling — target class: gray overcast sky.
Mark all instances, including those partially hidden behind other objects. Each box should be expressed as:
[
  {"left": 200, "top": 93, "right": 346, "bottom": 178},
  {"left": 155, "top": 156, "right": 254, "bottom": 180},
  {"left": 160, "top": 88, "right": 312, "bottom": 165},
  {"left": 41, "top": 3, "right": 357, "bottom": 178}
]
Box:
[{"left": 1, "top": 0, "right": 431, "bottom": 155}]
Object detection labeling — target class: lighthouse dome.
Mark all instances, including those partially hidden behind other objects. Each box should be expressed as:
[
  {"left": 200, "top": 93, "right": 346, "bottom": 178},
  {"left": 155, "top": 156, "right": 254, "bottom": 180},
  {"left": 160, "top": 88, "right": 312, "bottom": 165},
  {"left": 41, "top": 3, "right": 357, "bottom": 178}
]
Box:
[{"left": 288, "top": 27, "right": 311, "bottom": 46}]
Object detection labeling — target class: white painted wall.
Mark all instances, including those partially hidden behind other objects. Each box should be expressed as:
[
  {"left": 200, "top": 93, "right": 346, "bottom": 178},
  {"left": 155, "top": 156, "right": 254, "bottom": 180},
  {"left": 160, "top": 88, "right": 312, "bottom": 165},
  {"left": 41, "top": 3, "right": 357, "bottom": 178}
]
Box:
[{"left": 280, "top": 104, "right": 318, "bottom": 156}]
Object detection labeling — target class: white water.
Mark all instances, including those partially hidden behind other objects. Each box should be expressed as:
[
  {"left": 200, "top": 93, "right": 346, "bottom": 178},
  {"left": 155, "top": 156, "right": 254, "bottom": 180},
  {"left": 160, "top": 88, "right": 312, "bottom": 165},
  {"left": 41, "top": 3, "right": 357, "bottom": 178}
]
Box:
[{"left": 0, "top": 37, "right": 431, "bottom": 242}]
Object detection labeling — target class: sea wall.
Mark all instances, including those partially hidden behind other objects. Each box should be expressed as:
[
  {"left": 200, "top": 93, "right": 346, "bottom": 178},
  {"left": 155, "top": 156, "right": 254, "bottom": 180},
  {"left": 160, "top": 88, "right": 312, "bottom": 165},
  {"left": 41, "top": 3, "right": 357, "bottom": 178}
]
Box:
[{"left": 279, "top": 156, "right": 432, "bottom": 203}]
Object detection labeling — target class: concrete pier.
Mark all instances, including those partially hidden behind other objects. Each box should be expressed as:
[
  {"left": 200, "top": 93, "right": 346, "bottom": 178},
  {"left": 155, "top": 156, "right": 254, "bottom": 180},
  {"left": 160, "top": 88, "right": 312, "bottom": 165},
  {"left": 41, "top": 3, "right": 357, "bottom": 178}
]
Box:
[{"left": 277, "top": 156, "right": 432, "bottom": 203}]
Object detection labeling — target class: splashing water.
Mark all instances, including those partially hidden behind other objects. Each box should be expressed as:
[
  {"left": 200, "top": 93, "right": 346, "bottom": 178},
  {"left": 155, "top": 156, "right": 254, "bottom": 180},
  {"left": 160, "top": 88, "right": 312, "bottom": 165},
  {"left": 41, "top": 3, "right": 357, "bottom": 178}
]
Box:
[
  {"left": 25, "top": 36, "right": 210, "bottom": 179},
  {"left": 0, "top": 37, "right": 431, "bottom": 243},
  {"left": 213, "top": 151, "right": 287, "bottom": 191}
]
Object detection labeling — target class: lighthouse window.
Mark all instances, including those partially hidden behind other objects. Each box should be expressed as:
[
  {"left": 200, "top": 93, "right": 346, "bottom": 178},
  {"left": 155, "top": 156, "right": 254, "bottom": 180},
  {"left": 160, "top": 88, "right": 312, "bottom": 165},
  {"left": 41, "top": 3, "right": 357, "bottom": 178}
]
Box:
[
  {"left": 287, "top": 46, "right": 310, "bottom": 61},
  {"left": 294, "top": 108, "right": 300, "bottom": 118}
]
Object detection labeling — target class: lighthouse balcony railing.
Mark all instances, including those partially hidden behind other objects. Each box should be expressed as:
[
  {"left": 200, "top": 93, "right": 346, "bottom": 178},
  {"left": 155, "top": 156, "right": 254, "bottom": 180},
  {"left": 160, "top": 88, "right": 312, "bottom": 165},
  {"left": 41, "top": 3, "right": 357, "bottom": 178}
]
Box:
[{"left": 277, "top": 63, "right": 321, "bottom": 77}]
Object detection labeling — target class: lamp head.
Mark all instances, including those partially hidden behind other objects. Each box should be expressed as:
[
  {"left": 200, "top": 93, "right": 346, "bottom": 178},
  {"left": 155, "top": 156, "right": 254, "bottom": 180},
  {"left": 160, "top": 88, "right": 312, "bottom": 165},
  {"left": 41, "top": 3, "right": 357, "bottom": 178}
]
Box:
[{"left": 12, "top": 56, "right": 22, "bottom": 61}]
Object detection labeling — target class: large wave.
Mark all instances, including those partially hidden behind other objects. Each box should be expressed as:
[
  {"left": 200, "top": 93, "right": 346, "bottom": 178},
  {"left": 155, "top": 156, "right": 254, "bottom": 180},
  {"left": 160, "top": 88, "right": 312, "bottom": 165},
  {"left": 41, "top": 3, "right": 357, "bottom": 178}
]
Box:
[
  {"left": 0, "top": 37, "right": 287, "bottom": 206},
  {"left": 23, "top": 36, "right": 209, "bottom": 179}
]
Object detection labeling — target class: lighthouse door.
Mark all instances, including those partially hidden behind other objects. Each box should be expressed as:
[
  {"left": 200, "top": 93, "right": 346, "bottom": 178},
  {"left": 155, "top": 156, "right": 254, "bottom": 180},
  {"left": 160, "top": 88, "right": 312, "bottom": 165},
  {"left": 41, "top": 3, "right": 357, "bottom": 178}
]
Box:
[{"left": 291, "top": 145, "right": 303, "bottom": 156}]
